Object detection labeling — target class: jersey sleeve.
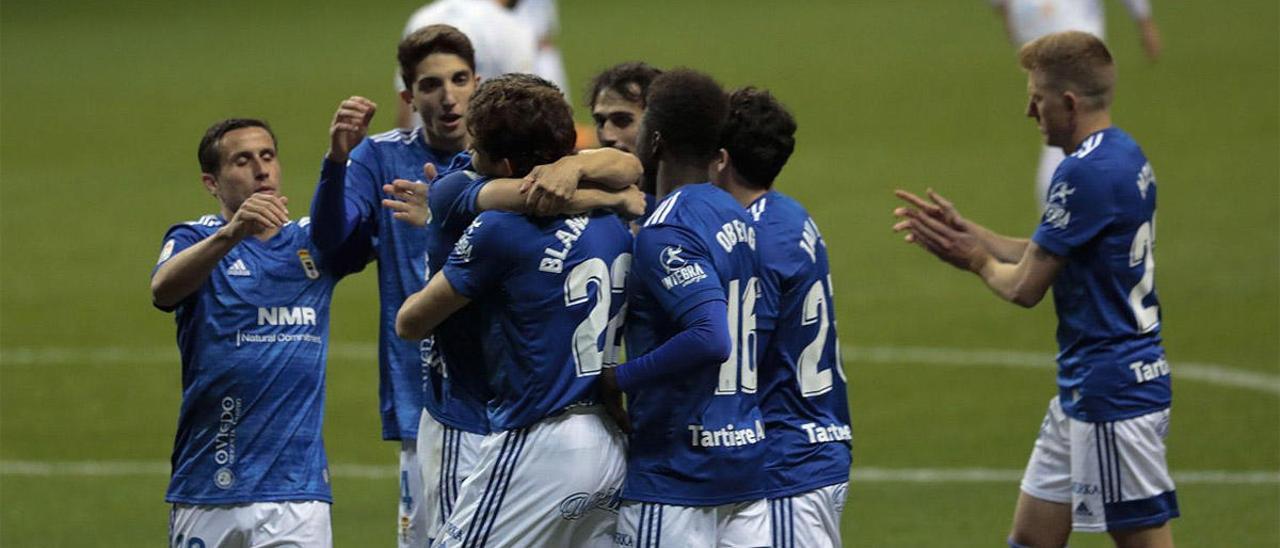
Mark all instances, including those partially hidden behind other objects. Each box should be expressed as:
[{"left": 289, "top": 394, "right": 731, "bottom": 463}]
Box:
[
  {"left": 428, "top": 172, "right": 492, "bottom": 235},
  {"left": 441, "top": 213, "right": 514, "bottom": 300},
  {"left": 633, "top": 224, "right": 726, "bottom": 320},
  {"left": 150, "top": 223, "right": 211, "bottom": 312},
  {"left": 1032, "top": 160, "right": 1117, "bottom": 257}
]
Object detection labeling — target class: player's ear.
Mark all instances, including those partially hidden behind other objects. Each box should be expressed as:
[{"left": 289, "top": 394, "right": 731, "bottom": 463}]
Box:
[
  {"left": 497, "top": 158, "right": 515, "bottom": 178},
  {"left": 201, "top": 173, "right": 219, "bottom": 197},
  {"left": 712, "top": 148, "right": 731, "bottom": 177},
  {"left": 1062, "top": 90, "right": 1078, "bottom": 113},
  {"left": 399, "top": 89, "right": 414, "bottom": 107}
]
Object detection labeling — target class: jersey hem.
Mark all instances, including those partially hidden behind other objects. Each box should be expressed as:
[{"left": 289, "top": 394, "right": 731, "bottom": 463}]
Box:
[
  {"left": 165, "top": 493, "right": 334, "bottom": 506},
  {"left": 760, "top": 472, "right": 850, "bottom": 499},
  {"left": 423, "top": 406, "right": 490, "bottom": 436},
  {"left": 620, "top": 488, "right": 768, "bottom": 507}
]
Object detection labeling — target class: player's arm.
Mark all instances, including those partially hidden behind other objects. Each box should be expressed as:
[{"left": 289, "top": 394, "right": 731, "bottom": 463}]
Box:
[
  {"left": 312, "top": 97, "right": 379, "bottom": 268},
  {"left": 893, "top": 200, "right": 1064, "bottom": 307},
  {"left": 895, "top": 189, "right": 1028, "bottom": 263},
  {"left": 603, "top": 299, "right": 732, "bottom": 392},
  {"left": 990, "top": 0, "right": 1016, "bottom": 44},
  {"left": 395, "top": 271, "right": 470, "bottom": 339},
  {"left": 1119, "top": 0, "right": 1162, "bottom": 61},
  {"left": 492, "top": 148, "right": 642, "bottom": 214},
  {"left": 151, "top": 194, "right": 289, "bottom": 309},
  {"left": 476, "top": 180, "right": 647, "bottom": 219}
]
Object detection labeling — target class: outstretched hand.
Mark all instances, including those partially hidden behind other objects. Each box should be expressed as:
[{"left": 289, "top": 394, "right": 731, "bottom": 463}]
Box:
[{"left": 382, "top": 179, "right": 430, "bottom": 227}]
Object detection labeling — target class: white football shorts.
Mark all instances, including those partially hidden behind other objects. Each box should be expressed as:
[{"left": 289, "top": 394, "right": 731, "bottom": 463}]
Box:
[
  {"left": 616, "top": 498, "right": 769, "bottom": 548},
  {"left": 169, "top": 500, "right": 331, "bottom": 548},
  {"left": 768, "top": 481, "right": 847, "bottom": 548},
  {"left": 417, "top": 408, "right": 485, "bottom": 546},
  {"left": 399, "top": 438, "right": 427, "bottom": 548},
  {"left": 1020, "top": 396, "right": 1179, "bottom": 532},
  {"left": 432, "top": 406, "right": 626, "bottom": 548}
]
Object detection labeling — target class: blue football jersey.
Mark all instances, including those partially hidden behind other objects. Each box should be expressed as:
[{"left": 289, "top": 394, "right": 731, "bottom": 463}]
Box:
[
  {"left": 342, "top": 128, "right": 463, "bottom": 440},
  {"left": 153, "top": 216, "right": 342, "bottom": 504},
  {"left": 1031, "top": 127, "right": 1169, "bottom": 422},
  {"left": 750, "top": 192, "right": 852, "bottom": 498},
  {"left": 442, "top": 210, "right": 633, "bottom": 431},
  {"left": 623, "top": 183, "right": 775, "bottom": 506},
  {"left": 422, "top": 165, "right": 497, "bottom": 434}
]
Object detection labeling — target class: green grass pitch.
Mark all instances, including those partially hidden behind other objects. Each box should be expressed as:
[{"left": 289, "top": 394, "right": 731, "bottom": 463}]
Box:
[{"left": 2, "top": 0, "right": 1276, "bottom": 545}]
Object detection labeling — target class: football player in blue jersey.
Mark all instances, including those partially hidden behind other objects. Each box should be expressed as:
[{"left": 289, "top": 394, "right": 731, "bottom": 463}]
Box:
[
  {"left": 713, "top": 87, "right": 851, "bottom": 548},
  {"left": 396, "top": 74, "right": 638, "bottom": 547},
  {"left": 893, "top": 31, "right": 1176, "bottom": 548},
  {"left": 152, "top": 119, "right": 361, "bottom": 548},
  {"left": 312, "top": 24, "right": 481, "bottom": 546},
  {"left": 596, "top": 68, "right": 776, "bottom": 547}
]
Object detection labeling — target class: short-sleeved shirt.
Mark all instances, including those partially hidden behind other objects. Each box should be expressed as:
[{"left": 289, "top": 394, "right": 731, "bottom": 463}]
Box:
[
  {"left": 442, "top": 210, "right": 633, "bottom": 431},
  {"left": 422, "top": 166, "right": 497, "bottom": 434},
  {"left": 323, "top": 127, "right": 462, "bottom": 440},
  {"left": 622, "top": 182, "right": 776, "bottom": 506},
  {"left": 750, "top": 191, "right": 852, "bottom": 498},
  {"left": 154, "top": 216, "right": 345, "bottom": 504},
  {"left": 1031, "top": 127, "right": 1168, "bottom": 422}
]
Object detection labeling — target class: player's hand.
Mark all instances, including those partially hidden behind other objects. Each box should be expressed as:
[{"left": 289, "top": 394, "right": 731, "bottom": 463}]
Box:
[
  {"left": 521, "top": 157, "right": 580, "bottom": 216},
  {"left": 225, "top": 193, "right": 290, "bottom": 240},
  {"left": 423, "top": 161, "right": 439, "bottom": 182},
  {"left": 613, "top": 186, "right": 648, "bottom": 220},
  {"left": 894, "top": 188, "right": 968, "bottom": 231},
  {"left": 1139, "top": 19, "right": 1162, "bottom": 62},
  {"left": 327, "top": 96, "right": 377, "bottom": 164},
  {"left": 599, "top": 368, "right": 632, "bottom": 434},
  {"left": 382, "top": 180, "right": 430, "bottom": 227},
  {"left": 893, "top": 199, "right": 987, "bottom": 272}
]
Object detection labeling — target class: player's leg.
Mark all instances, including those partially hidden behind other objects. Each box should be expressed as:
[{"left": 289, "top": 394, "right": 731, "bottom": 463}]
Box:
[
  {"left": 769, "top": 481, "right": 846, "bottom": 548},
  {"left": 1035, "top": 145, "right": 1066, "bottom": 209},
  {"left": 247, "top": 501, "right": 332, "bottom": 548},
  {"left": 1010, "top": 397, "right": 1073, "bottom": 547},
  {"left": 1071, "top": 408, "right": 1177, "bottom": 547},
  {"left": 416, "top": 409, "right": 445, "bottom": 545},
  {"left": 434, "top": 407, "right": 626, "bottom": 547},
  {"left": 398, "top": 438, "right": 428, "bottom": 547},
  {"left": 717, "top": 499, "right": 769, "bottom": 548},
  {"left": 617, "top": 501, "right": 715, "bottom": 548},
  {"left": 169, "top": 503, "right": 251, "bottom": 548}
]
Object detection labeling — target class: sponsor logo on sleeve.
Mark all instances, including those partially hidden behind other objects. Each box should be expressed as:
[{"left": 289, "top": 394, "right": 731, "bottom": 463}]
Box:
[
  {"left": 1043, "top": 181, "right": 1075, "bottom": 230},
  {"left": 659, "top": 245, "right": 707, "bottom": 289},
  {"left": 452, "top": 219, "right": 481, "bottom": 263}
]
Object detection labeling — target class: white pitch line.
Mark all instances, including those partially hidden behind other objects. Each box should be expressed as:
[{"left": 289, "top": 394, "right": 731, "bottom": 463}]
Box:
[
  {"left": 2, "top": 460, "right": 1275, "bottom": 485},
  {"left": 2, "top": 344, "right": 1277, "bottom": 397}
]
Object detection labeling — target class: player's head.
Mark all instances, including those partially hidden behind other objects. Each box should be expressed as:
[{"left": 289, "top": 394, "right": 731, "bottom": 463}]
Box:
[
  {"left": 587, "top": 62, "right": 663, "bottom": 153},
  {"left": 715, "top": 86, "right": 796, "bottom": 190},
  {"left": 1018, "top": 31, "right": 1116, "bottom": 149},
  {"left": 398, "top": 24, "right": 478, "bottom": 153},
  {"left": 634, "top": 68, "right": 727, "bottom": 194},
  {"left": 197, "top": 118, "right": 280, "bottom": 215},
  {"left": 466, "top": 74, "right": 576, "bottom": 178}
]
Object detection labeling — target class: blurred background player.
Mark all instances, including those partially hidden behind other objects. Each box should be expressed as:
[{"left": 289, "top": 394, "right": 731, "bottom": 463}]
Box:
[
  {"left": 587, "top": 61, "right": 663, "bottom": 153},
  {"left": 311, "top": 24, "right": 478, "bottom": 547},
  {"left": 396, "top": 0, "right": 537, "bottom": 129},
  {"left": 990, "top": 0, "right": 1162, "bottom": 206},
  {"left": 153, "top": 119, "right": 361, "bottom": 548},
  {"left": 397, "top": 74, "right": 637, "bottom": 546},
  {"left": 600, "top": 69, "right": 776, "bottom": 547},
  {"left": 514, "top": 0, "right": 570, "bottom": 100},
  {"left": 893, "top": 31, "right": 1176, "bottom": 548},
  {"left": 712, "top": 87, "right": 852, "bottom": 548}
]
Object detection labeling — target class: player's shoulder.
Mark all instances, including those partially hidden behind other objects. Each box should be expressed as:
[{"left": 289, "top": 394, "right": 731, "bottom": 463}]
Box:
[
  {"left": 644, "top": 183, "right": 749, "bottom": 229},
  {"left": 357, "top": 128, "right": 422, "bottom": 157},
  {"left": 428, "top": 168, "right": 484, "bottom": 206},
  {"left": 750, "top": 190, "right": 809, "bottom": 226},
  {"left": 168, "top": 214, "right": 223, "bottom": 236}
]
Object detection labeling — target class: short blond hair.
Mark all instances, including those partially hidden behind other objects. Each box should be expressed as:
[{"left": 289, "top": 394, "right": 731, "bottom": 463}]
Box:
[{"left": 1019, "top": 31, "right": 1116, "bottom": 109}]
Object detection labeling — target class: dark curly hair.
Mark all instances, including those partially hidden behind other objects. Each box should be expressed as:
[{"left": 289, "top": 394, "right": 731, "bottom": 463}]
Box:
[
  {"left": 643, "top": 68, "right": 726, "bottom": 161},
  {"left": 586, "top": 61, "right": 663, "bottom": 109},
  {"left": 197, "top": 118, "right": 276, "bottom": 175},
  {"left": 398, "top": 24, "right": 476, "bottom": 91},
  {"left": 467, "top": 74, "right": 576, "bottom": 177},
  {"left": 721, "top": 87, "right": 796, "bottom": 189}
]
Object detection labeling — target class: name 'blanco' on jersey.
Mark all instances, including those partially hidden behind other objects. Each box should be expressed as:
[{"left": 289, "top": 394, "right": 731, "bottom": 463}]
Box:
[
  {"left": 624, "top": 183, "right": 777, "bottom": 506},
  {"left": 153, "top": 216, "right": 346, "bottom": 505},
  {"left": 750, "top": 192, "right": 852, "bottom": 499}
]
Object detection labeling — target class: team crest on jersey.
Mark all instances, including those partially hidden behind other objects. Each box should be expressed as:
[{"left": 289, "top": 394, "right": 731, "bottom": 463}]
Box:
[
  {"left": 659, "top": 245, "right": 706, "bottom": 289},
  {"left": 1043, "top": 181, "right": 1075, "bottom": 229},
  {"left": 157, "top": 239, "right": 176, "bottom": 264},
  {"left": 214, "top": 467, "right": 235, "bottom": 490},
  {"left": 297, "top": 249, "right": 321, "bottom": 279}
]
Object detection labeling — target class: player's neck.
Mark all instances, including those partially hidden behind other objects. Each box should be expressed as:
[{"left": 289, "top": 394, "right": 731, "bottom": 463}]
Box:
[
  {"left": 655, "top": 159, "right": 711, "bottom": 198},
  {"left": 423, "top": 128, "right": 466, "bottom": 157},
  {"left": 1067, "top": 110, "right": 1112, "bottom": 152},
  {"left": 719, "top": 178, "right": 767, "bottom": 208}
]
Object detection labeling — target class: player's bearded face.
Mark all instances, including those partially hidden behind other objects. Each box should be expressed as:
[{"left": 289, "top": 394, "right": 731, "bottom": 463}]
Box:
[
  {"left": 407, "top": 53, "right": 477, "bottom": 151},
  {"left": 209, "top": 127, "right": 281, "bottom": 214}
]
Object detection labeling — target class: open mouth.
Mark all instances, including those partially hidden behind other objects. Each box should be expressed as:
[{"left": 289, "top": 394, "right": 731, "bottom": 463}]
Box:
[{"left": 439, "top": 113, "right": 462, "bottom": 128}]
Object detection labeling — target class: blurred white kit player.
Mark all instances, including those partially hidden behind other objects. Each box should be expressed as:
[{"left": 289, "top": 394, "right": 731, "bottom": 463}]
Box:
[
  {"left": 991, "top": 0, "right": 1161, "bottom": 205},
  {"left": 513, "top": 0, "right": 571, "bottom": 100},
  {"left": 396, "top": 0, "right": 537, "bottom": 128}
]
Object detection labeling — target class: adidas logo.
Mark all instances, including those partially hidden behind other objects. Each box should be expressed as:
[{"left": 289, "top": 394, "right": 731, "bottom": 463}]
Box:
[
  {"left": 1075, "top": 502, "right": 1092, "bottom": 516},
  {"left": 227, "top": 259, "right": 252, "bottom": 277}
]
